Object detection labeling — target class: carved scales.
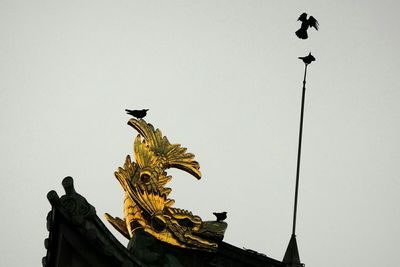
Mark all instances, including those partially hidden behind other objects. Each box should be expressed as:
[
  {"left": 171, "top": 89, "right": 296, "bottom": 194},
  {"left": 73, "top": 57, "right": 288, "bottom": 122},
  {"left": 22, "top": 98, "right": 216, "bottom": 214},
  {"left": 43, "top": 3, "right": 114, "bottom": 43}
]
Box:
[{"left": 105, "top": 119, "right": 226, "bottom": 251}]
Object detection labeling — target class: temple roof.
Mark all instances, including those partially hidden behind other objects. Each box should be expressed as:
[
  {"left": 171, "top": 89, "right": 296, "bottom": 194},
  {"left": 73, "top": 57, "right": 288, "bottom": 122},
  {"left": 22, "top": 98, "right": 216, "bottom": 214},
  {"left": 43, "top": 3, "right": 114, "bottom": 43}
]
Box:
[{"left": 43, "top": 177, "right": 286, "bottom": 267}]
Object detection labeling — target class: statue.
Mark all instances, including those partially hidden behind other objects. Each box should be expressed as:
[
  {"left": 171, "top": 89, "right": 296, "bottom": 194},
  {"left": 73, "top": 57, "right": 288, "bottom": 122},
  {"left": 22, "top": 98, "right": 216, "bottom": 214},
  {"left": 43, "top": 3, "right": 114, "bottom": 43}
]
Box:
[{"left": 105, "top": 119, "right": 227, "bottom": 252}]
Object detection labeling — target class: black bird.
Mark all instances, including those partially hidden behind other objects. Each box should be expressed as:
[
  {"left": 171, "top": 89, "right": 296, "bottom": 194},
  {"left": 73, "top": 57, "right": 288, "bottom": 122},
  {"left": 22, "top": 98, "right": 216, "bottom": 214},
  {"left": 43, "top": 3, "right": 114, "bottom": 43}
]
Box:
[
  {"left": 213, "top": 212, "right": 227, "bottom": 222},
  {"left": 125, "top": 109, "right": 149, "bottom": 119},
  {"left": 298, "top": 52, "right": 316, "bottom": 65},
  {"left": 295, "top": 13, "right": 319, "bottom": 39}
]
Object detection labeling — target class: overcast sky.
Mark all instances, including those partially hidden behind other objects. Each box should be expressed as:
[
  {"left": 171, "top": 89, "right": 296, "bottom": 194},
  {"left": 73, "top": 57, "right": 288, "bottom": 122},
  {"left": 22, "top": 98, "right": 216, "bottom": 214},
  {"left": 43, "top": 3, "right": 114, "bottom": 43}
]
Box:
[{"left": 1, "top": 1, "right": 400, "bottom": 266}]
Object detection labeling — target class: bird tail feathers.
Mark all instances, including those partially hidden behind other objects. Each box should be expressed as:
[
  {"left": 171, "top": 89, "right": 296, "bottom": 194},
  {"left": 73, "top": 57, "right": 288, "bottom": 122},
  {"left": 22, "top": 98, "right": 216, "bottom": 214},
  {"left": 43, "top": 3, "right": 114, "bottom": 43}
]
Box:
[{"left": 295, "top": 29, "right": 308, "bottom": 39}]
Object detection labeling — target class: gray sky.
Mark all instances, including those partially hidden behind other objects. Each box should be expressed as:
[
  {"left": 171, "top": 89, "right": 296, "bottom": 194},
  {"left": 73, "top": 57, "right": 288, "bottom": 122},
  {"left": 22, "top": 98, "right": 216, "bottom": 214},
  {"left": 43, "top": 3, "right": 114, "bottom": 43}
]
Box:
[{"left": 1, "top": 1, "right": 400, "bottom": 266}]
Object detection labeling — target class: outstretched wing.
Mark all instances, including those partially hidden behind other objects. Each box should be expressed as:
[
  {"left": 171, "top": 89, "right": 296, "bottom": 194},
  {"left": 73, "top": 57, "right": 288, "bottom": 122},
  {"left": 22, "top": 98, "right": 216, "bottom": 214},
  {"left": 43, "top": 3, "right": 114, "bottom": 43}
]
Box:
[
  {"left": 128, "top": 119, "right": 201, "bottom": 179},
  {"left": 297, "top": 13, "right": 307, "bottom": 22},
  {"left": 308, "top": 16, "right": 319, "bottom": 30}
]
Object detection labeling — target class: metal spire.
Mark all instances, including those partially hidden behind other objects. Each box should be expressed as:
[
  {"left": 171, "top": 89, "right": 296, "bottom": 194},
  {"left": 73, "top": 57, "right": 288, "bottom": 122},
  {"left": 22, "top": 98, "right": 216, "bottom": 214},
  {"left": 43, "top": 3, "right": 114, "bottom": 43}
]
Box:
[{"left": 283, "top": 52, "right": 315, "bottom": 267}]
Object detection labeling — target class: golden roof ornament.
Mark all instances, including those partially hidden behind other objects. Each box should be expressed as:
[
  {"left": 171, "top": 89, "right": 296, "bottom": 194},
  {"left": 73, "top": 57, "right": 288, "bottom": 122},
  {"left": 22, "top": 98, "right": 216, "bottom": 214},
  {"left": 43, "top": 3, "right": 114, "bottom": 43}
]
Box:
[{"left": 105, "top": 118, "right": 227, "bottom": 251}]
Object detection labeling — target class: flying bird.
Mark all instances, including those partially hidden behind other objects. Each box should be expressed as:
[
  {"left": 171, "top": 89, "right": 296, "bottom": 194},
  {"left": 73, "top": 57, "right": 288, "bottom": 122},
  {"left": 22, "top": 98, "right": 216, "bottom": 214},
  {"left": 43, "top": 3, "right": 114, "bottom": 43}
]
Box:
[
  {"left": 213, "top": 212, "right": 227, "bottom": 222},
  {"left": 125, "top": 109, "right": 149, "bottom": 119},
  {"left": 295, "top": 13, "right": 319, "bottom": 39},
  {"left": 298, "top": 52, "right": 316, "bottom": 65}
]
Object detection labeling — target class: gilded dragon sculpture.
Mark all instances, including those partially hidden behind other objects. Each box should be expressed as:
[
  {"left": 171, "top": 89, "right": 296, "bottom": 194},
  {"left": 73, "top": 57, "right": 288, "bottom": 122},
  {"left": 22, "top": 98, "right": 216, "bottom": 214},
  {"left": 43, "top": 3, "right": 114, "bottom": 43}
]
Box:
[{"left": 105, "top": 119, "right": 227, "bottom": 252}]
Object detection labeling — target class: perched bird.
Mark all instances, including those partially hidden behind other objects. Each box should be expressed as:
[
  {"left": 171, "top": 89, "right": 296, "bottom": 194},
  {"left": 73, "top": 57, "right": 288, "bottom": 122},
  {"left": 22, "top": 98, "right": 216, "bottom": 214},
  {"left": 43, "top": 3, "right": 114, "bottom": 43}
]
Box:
[
  {"left": 298, "top": 52, "right": 316, "bottom": 65},
  {"left": 125, "top": 109, "right": 149, "bottom": 119},
  {"left": 213, "top": 212, "right": 227, "bottom": 222},
  {"left": 295, "top": 13, "right": 319, "bottom": 39}
]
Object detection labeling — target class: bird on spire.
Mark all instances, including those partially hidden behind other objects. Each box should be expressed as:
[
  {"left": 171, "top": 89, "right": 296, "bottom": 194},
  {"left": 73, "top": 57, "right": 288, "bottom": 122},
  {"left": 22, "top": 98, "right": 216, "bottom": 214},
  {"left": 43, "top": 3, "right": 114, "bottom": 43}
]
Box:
[{"left": 298, "top": 52, "right": 316, "bottom": 65}]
